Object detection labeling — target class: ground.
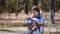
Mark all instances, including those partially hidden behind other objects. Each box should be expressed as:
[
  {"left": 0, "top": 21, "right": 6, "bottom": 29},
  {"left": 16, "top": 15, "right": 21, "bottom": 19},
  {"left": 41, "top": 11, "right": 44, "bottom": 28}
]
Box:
[{"left": 0, "top": 27, "right": 60, "bottom": 34}]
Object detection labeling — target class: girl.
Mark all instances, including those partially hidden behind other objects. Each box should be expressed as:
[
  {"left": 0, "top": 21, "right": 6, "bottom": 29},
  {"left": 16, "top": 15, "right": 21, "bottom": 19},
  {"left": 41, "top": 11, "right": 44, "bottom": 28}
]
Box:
[{"left": 26, "top": 6, "right": 44, "bottom": 34}]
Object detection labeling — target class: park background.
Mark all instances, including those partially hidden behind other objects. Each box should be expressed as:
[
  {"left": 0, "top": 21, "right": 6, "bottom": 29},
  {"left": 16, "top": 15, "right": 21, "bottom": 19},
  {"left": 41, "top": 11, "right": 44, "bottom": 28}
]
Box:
[{"left": 0, "top": 0, "right": 60, "bottom": 34}]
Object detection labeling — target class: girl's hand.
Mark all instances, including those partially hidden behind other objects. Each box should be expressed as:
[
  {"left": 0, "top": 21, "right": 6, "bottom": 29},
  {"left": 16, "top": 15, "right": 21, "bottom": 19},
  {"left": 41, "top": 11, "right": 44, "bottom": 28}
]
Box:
[
  {"left": 31, "top": 18, "right": 38, "bottom": 21},
  {"left": 31, "top": 26, "right": 37, "bottom": 31}
]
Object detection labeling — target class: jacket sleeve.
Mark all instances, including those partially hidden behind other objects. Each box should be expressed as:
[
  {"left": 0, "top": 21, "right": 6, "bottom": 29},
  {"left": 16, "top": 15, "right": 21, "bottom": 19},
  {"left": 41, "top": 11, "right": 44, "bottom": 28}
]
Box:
[{"left": 35, "top": 13, "right": 44, "bottom": 24}]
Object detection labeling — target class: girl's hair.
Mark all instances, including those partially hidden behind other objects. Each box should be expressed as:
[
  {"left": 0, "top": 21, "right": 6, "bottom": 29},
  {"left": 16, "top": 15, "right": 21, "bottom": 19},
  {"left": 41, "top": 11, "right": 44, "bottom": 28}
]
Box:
[
  {"left": 32, "top": 6, "right": 40, "bottom": 19},
  {"left": 32, "top": 6, "right": 40, "bottom": 12}
]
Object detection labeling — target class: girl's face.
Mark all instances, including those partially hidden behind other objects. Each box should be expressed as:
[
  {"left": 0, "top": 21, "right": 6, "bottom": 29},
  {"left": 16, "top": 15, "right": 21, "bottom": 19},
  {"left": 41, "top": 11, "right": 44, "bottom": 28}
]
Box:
[{"left": 32, "top": 10, "right": 39, "bottom": 16}]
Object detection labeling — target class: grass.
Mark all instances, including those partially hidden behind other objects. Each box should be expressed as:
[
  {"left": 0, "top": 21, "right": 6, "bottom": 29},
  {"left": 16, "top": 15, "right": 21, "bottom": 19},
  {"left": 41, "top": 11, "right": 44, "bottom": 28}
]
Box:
[
  {"left": 0, "top": 23, "right": 26, "bottom": 31},
  {"left": 0, "top": 25, "right": 27, "bottom": 31}
]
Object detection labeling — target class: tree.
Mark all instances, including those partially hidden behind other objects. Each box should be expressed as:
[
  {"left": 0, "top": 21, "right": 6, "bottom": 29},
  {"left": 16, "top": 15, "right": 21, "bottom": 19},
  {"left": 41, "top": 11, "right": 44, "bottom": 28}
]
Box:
[
  {"left": 0, "top": 0, "right": 5, "bottom": 13},
  {"left": 33, "top": 0, "right": 39, "bottom": 6}
]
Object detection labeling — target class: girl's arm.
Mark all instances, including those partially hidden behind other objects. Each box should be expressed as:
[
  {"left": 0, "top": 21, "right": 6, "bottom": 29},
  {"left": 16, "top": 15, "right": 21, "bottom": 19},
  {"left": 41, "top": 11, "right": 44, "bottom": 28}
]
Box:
[{"left": 32, "top": 13, "right": 44, "bottom": 27}]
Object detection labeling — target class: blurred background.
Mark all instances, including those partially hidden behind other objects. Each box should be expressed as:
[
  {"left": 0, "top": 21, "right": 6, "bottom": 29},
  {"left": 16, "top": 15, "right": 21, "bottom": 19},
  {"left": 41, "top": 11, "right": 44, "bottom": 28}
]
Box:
[{"left": 0, "top": 0, "right": 60, "bottom": 34}]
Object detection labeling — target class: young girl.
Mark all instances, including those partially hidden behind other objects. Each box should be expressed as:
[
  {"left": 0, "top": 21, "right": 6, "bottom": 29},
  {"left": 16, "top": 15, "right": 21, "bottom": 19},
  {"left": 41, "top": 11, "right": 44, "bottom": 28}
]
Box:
[{"left": 26, "top": 6, "right": 44, "bottom": 34}]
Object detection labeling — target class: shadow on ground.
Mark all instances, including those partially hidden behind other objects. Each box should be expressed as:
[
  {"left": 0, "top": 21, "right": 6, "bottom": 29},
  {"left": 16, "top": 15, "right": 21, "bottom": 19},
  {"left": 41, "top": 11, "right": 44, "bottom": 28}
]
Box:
[
  {"left": 0, "top": 29, "right": 27, "bottom": 34},
  {"left": 0, "top": 29, "right": 60, "bottom": 34}
]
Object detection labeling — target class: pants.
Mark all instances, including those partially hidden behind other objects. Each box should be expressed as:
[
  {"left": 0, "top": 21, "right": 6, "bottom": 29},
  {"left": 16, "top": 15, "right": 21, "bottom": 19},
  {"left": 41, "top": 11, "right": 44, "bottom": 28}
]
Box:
[{"left": 27, "top": 26, "right": 44, "bottom": 34}]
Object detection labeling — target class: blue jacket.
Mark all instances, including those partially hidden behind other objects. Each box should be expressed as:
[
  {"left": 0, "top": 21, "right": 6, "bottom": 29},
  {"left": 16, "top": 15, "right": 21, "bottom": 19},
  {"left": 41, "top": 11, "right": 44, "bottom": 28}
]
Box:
[{"left": 26, "top": 13, "right": 44, "bottom": 34}]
